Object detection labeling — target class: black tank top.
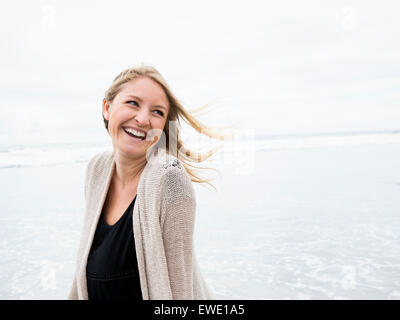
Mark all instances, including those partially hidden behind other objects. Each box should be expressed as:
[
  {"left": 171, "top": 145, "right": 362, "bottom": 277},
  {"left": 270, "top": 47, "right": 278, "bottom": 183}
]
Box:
[{"left": 86, "top": 195, "right": 142, "bottom": 300}]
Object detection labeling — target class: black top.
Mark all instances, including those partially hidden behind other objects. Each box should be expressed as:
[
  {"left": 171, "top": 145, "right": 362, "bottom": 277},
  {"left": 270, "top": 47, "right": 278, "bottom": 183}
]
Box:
[{"left": 86, "top": 195, "right": 142, "bottom": 300}]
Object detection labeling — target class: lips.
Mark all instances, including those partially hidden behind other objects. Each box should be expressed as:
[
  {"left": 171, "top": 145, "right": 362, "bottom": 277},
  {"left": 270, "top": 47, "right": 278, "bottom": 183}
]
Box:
[
  {"left": 123, "top": 127, "right": 146, "bottom": 141},
  {"left": 123, "top": 126, "right": 147, "bottom": 135}
]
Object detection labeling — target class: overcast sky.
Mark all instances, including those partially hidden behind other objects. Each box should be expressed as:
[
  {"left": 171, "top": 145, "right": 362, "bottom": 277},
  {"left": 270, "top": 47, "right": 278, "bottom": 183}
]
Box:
[{"left": 1, "top": 0, "right": 399, "bottom": 145}]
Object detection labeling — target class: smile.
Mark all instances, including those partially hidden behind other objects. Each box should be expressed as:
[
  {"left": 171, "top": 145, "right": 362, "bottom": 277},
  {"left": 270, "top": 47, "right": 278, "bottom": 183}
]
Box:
[{"left": 123, "top": 127, "right": 146, "bottom": 141}]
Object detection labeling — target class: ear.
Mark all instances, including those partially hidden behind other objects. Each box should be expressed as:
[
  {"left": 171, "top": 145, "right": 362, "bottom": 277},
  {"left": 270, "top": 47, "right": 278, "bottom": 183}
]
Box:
[{"left": 102, "top": 98, "right": 110, "bottom": 120}]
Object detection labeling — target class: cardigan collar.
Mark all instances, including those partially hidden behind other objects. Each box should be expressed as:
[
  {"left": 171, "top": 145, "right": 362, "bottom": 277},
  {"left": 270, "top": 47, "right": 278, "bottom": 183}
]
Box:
[{"left": 78, "top": 147, "right": 167, "bottom": 299}]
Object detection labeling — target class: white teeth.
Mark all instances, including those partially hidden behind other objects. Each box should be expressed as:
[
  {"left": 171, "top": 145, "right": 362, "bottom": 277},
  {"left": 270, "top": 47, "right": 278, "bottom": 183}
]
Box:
[{"left": 124, "top": 128, "right": 146, "bottom": 137}]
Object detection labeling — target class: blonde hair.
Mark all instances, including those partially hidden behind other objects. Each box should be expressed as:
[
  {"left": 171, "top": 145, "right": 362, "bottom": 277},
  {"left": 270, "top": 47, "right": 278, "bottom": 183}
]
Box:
[{"left": 104, "top": 64, "right": 233, "bottom": 190}]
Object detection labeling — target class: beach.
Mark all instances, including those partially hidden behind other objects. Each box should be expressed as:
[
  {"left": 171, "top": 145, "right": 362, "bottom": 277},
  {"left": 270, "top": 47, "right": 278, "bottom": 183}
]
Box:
[
  {"left": 195, "top": 142, "right": 400, "bottom": 299},
  {"left": 0, "top": 137, "right": 399, "bottom": 299},
  {"left": 2, "top": 0, "right": 400, "bottom": 301}
]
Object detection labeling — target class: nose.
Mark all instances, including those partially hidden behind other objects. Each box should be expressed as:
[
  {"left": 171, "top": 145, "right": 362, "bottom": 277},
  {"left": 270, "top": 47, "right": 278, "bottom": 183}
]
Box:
[{"left": 134, "top": 107, "right": 150, "bottom": 127}]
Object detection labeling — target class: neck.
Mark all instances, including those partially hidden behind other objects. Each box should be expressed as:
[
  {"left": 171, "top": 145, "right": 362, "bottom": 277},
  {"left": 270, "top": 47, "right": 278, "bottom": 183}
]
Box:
[{"left": 113, "top": 150, "right": 147, "bottom": 188}]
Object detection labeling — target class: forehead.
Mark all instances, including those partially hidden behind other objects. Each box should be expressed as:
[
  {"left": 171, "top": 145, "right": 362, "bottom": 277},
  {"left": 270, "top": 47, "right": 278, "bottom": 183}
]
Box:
[{"left": 118, "top": 77, "right": 169, "bottom": 106}]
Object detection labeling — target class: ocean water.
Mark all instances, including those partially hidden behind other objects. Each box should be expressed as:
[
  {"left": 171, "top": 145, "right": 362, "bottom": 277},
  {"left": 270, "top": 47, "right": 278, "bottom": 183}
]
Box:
[{"left": 0, "top": 131, "right": 399, "bottom": 299}]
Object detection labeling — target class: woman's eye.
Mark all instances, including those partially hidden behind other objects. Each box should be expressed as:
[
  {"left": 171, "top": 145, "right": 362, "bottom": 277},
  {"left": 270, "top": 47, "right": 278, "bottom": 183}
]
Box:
[{"left": 126, "top": 101, "right": 163, "bottom": 116}]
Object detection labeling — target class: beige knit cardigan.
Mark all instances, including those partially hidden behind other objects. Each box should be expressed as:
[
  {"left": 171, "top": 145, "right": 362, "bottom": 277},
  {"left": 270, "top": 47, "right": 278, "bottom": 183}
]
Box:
[{"left": 68, "top": 148, "right": 215, "bottom": 300}]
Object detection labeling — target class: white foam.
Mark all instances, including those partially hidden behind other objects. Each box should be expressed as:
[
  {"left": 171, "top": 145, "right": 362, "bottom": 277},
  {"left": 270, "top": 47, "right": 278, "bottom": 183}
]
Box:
[{"left": 1, "top": 131, "right": 400, "bottom": 169}]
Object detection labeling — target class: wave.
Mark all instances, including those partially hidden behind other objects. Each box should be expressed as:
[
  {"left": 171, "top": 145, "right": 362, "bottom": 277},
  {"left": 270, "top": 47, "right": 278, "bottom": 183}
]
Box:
[
  {"left": 0, "top": 143, "right": 111, "bottom": 169},
  {"left": 255, "top": 129, "right": 400, "bottom": 140},
  {"left": 1, "top": 130, "right": 400, "bottom": 169},
  {"left": 251, "top": 130, "right": 400, "bottom": 152}
]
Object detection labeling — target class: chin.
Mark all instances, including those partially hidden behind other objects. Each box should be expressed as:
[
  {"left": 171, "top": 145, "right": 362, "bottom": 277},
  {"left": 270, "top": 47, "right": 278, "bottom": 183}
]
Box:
[{"left": 114, "top": 141, "right": 146, "bottom": 158}]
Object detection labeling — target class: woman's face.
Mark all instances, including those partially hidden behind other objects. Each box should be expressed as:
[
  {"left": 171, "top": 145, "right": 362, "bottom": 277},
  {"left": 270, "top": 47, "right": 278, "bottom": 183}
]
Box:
[{"left": 103, "top": 77, "right": 169, "bottom": 159}]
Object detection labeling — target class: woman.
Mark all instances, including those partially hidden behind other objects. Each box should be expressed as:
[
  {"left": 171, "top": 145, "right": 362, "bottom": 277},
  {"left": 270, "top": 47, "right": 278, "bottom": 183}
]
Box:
[{"left": 68, "top": 64, "right": 227, "bottom": 300}]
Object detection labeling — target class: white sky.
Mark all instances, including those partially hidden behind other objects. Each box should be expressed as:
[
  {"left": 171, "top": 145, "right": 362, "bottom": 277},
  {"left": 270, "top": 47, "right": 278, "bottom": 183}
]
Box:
[{"left": 1, "top": 0, "right": 399, "bottom": 144}]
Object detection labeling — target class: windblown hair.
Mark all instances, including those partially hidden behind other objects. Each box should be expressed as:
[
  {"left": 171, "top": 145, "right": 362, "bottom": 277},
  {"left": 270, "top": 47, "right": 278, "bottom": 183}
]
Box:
[{"left": 103, "top": 63, "right": 233, "bottom": 190}]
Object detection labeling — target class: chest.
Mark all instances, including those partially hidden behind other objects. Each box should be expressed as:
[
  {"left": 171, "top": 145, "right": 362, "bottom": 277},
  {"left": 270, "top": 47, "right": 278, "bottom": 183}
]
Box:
[{"left": 102, "top": 184, "right": 137, "bottom": 226}]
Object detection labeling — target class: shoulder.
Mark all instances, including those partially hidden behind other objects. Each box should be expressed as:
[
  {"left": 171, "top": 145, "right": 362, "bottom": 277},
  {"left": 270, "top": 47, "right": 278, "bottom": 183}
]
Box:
[
  {"left": 84, "top": 150, "right": 113, "bottom": 185},
  {"left": 157, "top": 153, "right": 197, "bottom": 231},
  {"left": 162, "top": 158, "right": 192, "bottom": 192},
  {"left": 146, "top": 149, "right": 194, "bottom": 201},
  {"left": 86, "top": 150, "right": 113, "bottom": 173},
  {"left": 151, "top": 151, "right": 191, "bottom": 187}
]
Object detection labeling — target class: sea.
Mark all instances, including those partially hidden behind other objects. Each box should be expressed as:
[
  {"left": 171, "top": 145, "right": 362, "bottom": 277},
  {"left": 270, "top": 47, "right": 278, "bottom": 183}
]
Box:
[{"left": 0, "top": 130, "right": 399, "bottom": 299}]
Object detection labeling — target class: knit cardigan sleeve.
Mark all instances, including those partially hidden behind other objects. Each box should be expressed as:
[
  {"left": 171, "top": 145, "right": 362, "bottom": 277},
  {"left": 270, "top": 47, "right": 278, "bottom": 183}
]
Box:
[
  {"left": 160, "top": 163, "right": 197, "bottom": 300},
  {"left": 67, "top": 152, "right": 102, "bottom": 300}
]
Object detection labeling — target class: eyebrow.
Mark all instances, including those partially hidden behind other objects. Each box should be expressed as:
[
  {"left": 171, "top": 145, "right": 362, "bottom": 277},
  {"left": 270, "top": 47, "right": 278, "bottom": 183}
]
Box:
[{"left": 125, "top": 95, "right": 168, "bottom": 111}]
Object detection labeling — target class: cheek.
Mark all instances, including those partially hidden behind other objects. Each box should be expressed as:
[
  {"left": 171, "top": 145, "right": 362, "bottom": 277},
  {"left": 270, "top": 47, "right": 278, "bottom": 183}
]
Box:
[
  {"left": 148, "top": 117, "right": 166, "bottom": 132},
  {"left": 161, "top": 121, "right": 168, "bottom": 133},
  {"left": 156, "top": 117, "right": 167, "bottom": 130},
  {"left": 109, "top": 109, "right": 132, "bottom": 125},
  {"left": 147, "top": 119, "right": 167, "bottom": 143}
]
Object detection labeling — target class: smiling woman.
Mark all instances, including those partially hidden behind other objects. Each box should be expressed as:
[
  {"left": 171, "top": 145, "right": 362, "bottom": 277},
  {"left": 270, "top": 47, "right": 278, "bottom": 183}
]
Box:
[
  {"left": 102, "top": 76, "right": 170, "bottom": 163},
  {"left": 68, "top": 64, "right": 231, "bottom": 300},
  {"left": 102, "top": 65, "right": 229, "bottom": 185}
]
